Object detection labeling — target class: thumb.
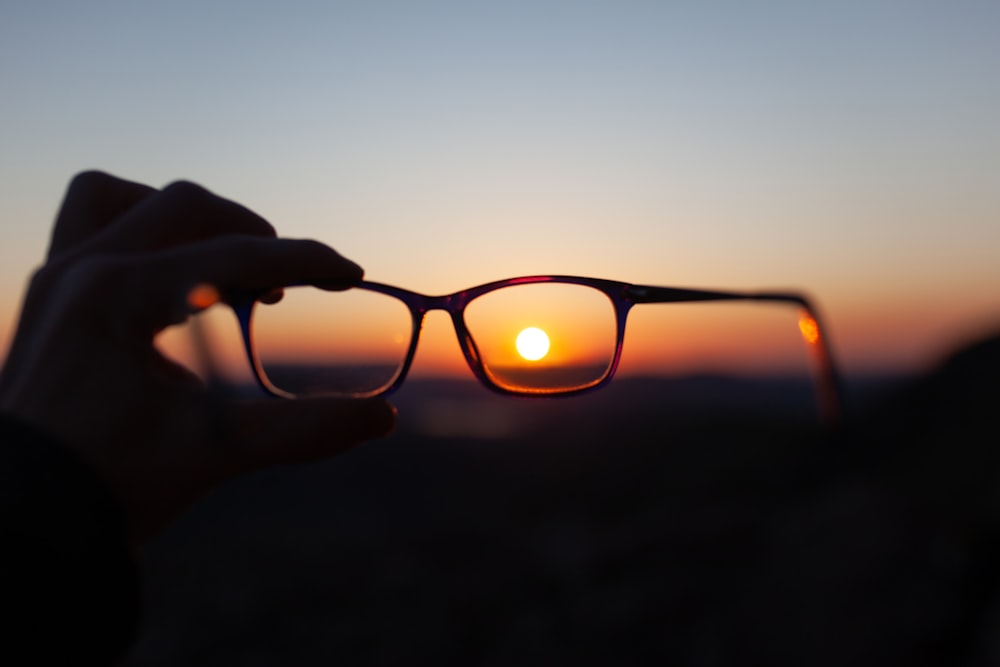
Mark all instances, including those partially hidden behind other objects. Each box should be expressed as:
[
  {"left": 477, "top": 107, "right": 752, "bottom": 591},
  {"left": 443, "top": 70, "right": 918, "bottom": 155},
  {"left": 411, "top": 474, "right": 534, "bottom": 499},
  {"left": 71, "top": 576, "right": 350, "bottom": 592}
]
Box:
[{"left": 219, "top": 397, "right": 397, "bottom": 474}]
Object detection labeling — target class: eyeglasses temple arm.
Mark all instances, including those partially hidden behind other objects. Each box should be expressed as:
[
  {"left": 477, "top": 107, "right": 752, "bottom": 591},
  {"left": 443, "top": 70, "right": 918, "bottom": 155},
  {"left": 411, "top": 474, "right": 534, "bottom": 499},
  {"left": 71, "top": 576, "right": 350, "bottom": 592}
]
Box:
[{"left": 625, "top": 285, "right": 845, "bottom": 428}]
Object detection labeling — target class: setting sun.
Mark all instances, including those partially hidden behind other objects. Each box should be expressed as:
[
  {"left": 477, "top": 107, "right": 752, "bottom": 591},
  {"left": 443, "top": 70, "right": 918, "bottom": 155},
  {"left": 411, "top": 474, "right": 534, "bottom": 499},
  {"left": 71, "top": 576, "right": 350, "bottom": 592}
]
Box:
[{"left": 515, "top": 327, "right": 550, "bottom": 361}]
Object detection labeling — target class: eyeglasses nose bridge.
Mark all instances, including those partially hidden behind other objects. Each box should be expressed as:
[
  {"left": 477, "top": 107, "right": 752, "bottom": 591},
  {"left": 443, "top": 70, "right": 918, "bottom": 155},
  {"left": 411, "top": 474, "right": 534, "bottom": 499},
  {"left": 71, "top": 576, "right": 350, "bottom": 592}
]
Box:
[
  {"left": 448, "top": 308, "right": 485, "bottom": 373},
  {"left": 403, "top": 293, "right": 488, "bottom": 385}
]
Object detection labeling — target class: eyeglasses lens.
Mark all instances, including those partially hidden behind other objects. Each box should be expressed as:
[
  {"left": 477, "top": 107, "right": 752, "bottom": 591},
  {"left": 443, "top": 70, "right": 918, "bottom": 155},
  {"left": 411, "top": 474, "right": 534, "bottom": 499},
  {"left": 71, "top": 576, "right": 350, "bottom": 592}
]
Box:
[
  {"left": 463, "top": 282, "right": 618, "bottom": 394},
  {"left": 251, "top": 286, "right": 413, "bottom": 397}
]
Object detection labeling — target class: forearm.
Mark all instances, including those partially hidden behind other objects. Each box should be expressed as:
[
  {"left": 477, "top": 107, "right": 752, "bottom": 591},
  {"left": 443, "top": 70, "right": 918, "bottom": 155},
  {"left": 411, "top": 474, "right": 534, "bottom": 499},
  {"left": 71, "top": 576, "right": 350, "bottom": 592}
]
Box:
[{"left": 0, "top": 414, "right": 139, "bottom": 664}]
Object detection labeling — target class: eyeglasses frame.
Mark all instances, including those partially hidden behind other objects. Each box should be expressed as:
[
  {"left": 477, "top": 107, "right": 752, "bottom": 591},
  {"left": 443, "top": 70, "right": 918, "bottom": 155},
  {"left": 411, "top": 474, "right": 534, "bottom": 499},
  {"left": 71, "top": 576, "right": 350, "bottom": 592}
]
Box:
[{"left": 233, "top": 275, "right": 844, "bottom": 425}]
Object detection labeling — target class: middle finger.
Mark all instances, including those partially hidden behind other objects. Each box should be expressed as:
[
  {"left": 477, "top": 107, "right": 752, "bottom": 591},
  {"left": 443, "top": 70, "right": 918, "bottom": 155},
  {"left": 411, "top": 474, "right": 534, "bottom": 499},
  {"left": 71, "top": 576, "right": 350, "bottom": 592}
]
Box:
[{"left": 80, "top": 180, "right": 276, "bottom": 257}]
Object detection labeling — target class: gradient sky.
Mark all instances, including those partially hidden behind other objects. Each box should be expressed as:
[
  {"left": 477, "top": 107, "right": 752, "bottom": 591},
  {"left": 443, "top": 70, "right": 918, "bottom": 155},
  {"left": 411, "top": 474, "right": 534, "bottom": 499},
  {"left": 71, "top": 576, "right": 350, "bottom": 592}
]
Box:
[{"left": 2, "top": 0, "right": 998, "bottom": 378}]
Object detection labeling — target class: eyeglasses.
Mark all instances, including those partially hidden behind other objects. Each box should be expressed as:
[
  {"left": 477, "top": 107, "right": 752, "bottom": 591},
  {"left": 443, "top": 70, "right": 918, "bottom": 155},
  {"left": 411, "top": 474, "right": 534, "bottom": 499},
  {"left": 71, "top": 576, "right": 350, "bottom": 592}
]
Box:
[{"left": 230, "top": 275, "right": 844, "bottom": 423}]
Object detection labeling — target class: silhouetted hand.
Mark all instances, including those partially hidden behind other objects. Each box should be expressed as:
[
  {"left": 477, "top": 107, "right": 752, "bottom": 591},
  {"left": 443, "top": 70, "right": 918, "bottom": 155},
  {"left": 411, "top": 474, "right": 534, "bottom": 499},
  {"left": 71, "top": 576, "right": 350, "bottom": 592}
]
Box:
[{"left": 0, "top": 171, "right": 396, "bottom": 543}]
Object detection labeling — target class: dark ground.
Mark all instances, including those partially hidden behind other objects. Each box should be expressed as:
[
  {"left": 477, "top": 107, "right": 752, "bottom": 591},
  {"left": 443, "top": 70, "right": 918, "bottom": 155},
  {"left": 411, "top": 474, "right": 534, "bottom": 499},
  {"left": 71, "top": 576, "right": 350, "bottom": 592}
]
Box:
[{"left": 122, "top": 334, "right": 1000, "bottom": 666}]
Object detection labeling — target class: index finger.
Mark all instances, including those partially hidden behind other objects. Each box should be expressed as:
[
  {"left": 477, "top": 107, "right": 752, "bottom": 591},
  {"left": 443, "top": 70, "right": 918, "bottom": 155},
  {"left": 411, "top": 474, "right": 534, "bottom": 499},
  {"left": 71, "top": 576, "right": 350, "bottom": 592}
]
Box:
[{"left": 121, "top": 236, "right": 365, "bottom": 333}]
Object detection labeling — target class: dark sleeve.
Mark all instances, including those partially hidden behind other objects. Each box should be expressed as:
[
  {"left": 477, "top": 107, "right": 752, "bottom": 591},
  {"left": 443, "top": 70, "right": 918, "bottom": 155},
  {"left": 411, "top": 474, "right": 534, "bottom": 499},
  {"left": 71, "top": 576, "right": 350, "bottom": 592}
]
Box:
[{"left": 0, "top": 415, "right": 139, "bottom": 664}]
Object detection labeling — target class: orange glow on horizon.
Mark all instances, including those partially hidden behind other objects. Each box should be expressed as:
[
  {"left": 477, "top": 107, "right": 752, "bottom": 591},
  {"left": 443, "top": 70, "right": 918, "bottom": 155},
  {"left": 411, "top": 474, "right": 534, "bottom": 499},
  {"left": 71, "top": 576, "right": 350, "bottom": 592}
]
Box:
[
  {"left": 221, "top": 284, "right": 875, "bottom": 387},
  {"left": 250, "top": 298, "right": 824, "bottom": 379},
  {"left": 615, "top": 301, "right": 820, "bottom": 377}
]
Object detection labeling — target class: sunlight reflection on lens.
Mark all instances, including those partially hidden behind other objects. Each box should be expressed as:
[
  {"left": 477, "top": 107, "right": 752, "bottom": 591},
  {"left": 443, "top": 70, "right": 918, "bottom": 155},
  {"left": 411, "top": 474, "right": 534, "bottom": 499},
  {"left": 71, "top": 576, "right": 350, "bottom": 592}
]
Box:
[
  {"left": 798, "top": 313, "right": 820, "bottom": 345},
  {"left": 187, "top": 283, "right": 220, "bottom": 311},
  {"left": 516, "top": 327, "right": 550, "bottom": 361}
]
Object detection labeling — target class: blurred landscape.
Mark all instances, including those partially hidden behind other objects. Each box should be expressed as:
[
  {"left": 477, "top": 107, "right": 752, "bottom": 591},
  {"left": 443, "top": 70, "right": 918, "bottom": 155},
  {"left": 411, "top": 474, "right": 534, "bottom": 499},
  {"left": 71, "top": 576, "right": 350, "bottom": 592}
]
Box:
[{"left": 122, "top": 373, "right": 931, "bottom": 666}]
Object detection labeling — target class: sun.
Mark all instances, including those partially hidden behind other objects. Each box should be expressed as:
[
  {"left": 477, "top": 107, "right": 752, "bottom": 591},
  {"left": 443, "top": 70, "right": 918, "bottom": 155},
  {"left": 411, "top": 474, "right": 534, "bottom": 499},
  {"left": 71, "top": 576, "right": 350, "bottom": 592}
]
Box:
[{"left": 515, "top": 327, "right": 550, "bottom": 361}]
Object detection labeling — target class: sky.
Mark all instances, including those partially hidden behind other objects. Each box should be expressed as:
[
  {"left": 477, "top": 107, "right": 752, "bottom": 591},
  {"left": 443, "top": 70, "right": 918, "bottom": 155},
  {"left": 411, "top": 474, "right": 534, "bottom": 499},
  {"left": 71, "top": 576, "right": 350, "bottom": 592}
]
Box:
[{"left": 1, "top": 0, "right": 998, "bottom": 380}]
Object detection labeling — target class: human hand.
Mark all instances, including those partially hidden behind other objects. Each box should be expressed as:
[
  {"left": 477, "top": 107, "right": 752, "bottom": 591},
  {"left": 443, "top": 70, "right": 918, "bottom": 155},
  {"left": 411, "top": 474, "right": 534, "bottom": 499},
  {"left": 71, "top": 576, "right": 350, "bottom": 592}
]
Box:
[{"left": 0, "top": 171, "right": 396, "bottom": 543}]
